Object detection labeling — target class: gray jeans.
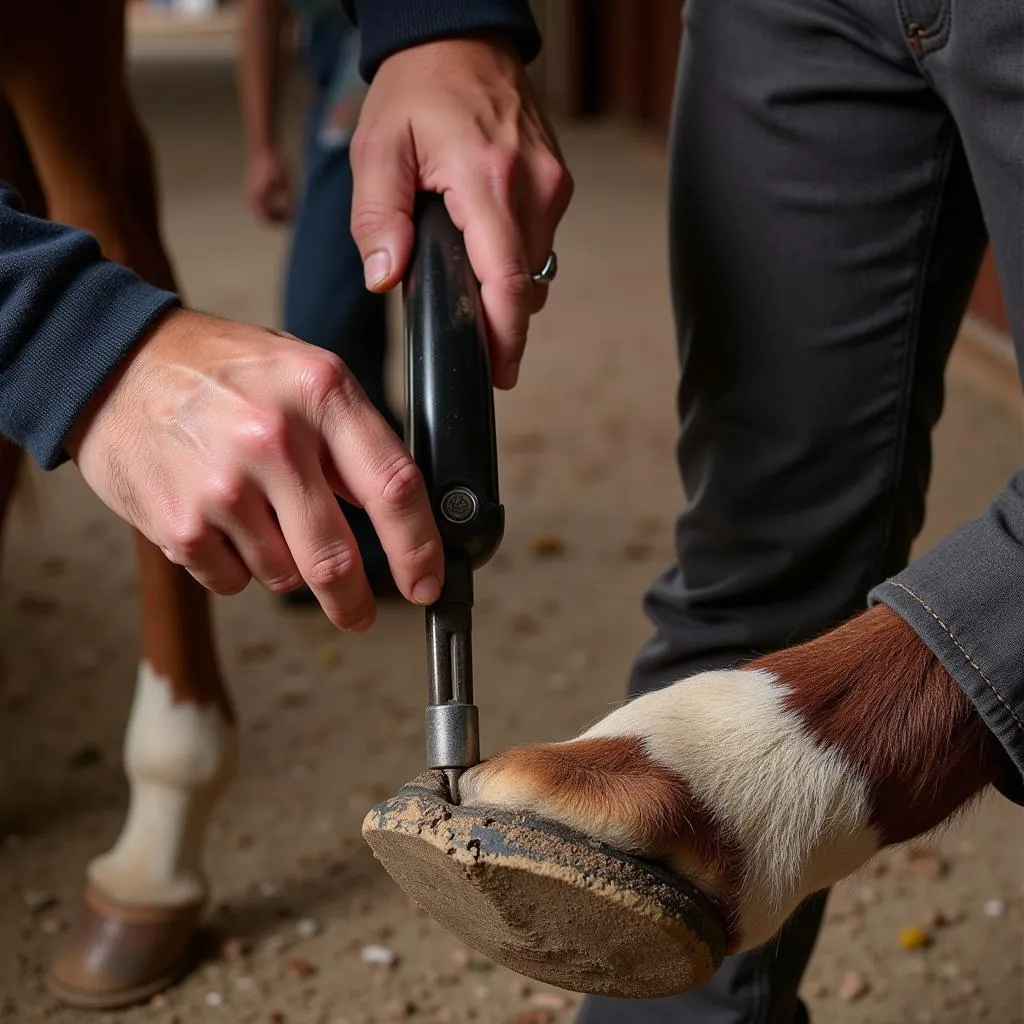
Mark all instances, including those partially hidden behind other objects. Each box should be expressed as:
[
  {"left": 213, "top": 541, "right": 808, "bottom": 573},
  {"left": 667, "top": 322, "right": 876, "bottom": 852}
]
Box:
[{"left": 581, "top": 0, "right": 1023, "bottom": 1022}]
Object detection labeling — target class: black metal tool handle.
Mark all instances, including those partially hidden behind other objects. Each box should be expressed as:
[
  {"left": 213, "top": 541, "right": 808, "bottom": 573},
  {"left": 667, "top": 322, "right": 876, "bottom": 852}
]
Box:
[
  {"left": 404, "top": 192, "right": 504, "bottom": 572},
  {"left": 404, "top": 193, "right": 504, "bottom": 801}
]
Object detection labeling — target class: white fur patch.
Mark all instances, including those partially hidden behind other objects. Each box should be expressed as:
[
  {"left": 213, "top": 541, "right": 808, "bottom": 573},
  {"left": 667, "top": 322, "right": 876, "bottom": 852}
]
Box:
[
  {"left": 88, "top": 662, "right": 237, "bottom": 907},
  {"left": 583, "top": 669, "right": 879, "bottom": 946}
]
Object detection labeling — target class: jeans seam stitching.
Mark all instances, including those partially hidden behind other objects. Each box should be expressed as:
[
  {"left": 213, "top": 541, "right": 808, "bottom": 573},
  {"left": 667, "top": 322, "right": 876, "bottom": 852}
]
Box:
[
  {"left": 866, "top": 122, "right": 956, "bottom": 591},
  {"left": 884, "top": 580, "right": 1024, "bottom": 734}
]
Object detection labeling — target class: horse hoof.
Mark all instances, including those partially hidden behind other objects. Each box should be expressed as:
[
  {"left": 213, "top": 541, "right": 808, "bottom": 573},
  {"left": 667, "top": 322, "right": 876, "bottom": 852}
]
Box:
[{"left": 47, "top": 884, "right": 204, "bottom": 1009}]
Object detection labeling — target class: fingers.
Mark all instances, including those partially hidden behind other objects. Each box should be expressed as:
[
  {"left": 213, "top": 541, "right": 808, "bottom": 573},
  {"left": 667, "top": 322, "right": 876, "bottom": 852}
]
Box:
[
  {"left": 159, "top": 524, "right": 252, "bottom": 597},
  {"left": 443, "top": 130, "right": 572, "bottom": 388},
  {"left": 268, "top": 466, "right": 377, "bottom": 631},
  {"left": 308, "top": 358, "right": 444, "bottom": 605},
  {"left": 519, "top": 142, "right": 574, "bottom": 318},
  {"left": 444, "top": 179, "right": 533, "bottom": 390},
  {"left": 214, "top": 490, "right": 303, "bottom": 595},
  {"left": 350, "top": 119, "right": 417, "bottom": 294}
]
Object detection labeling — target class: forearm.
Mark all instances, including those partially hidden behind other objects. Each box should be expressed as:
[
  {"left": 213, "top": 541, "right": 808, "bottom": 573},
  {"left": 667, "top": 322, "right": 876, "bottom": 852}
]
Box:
[
  {"left": 340, "top": 0, "right": 541, "bottom": 80},
  {"left": 0, "top": 185, "right": 178, "bottom": 469},
  {"left": 237, "top": 0, "right": 285, "bottom": 156}
]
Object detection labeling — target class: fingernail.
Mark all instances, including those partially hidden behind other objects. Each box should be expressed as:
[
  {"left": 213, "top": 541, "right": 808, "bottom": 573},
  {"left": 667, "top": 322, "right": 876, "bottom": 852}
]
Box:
[
  {"left": 412, "top": 575, "right": 441, "bottom": 605},
  {"left": 364, "top": 249, "right": 392, "bottom": 288},
  {"left": 350, "top": 609, "right": 376, "bottom": 633},
  {"left": 505, "top": 361, "right": 521, "bottom": 388}
]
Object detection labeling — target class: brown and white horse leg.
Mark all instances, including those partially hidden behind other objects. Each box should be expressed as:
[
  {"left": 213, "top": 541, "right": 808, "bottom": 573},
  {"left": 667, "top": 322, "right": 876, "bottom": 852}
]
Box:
[
  {"left": 0, "top": 2, "right": 237, "bottom": 1006},
  {"left": 61, "top": 540, "right": 237, "bottom": 1007}
]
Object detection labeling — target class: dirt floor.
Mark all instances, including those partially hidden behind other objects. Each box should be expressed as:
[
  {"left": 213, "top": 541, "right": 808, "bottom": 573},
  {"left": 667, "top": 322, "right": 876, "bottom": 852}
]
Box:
[{"left": 1, "top": 33, "right": 1022, "bottom": 1024}]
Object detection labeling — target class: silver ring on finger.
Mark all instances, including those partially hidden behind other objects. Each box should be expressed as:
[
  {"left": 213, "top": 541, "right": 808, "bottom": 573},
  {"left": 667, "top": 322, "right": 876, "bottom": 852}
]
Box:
[{"left": 532, "top": 250, "right": 558, "bottom": 284}]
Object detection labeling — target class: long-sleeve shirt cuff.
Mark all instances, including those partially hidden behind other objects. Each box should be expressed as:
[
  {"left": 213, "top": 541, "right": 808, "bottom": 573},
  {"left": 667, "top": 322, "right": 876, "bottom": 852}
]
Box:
[
  {"left": 0, "top": 186, "right": 180, "bottom": 469},
  {"left": 341, "top": 0, "right": 541, "bottom": 80}
]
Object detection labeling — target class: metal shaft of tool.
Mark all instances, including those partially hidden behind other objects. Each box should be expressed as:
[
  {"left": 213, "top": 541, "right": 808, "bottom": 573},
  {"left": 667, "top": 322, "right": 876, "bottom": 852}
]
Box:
[{"left": 425, "top": 559, "right": 480, "bottom": 803}]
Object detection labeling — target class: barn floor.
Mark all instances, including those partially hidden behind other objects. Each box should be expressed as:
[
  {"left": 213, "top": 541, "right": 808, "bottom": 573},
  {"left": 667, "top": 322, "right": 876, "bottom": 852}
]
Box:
[{"left": 1, "top": 32, "right": 1022, "bottom": 1024}]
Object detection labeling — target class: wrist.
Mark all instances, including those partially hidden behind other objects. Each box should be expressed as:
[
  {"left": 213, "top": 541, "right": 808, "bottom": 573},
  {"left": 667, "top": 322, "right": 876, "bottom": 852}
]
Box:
[{"left": 64, "top": 305, "right": 187, "bottom": 461}]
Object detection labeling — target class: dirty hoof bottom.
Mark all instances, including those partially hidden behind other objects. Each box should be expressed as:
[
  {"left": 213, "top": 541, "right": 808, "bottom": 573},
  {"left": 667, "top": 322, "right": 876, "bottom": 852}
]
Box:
[{"left": 362, "top": 771, "right": 726, "bottom": 998}]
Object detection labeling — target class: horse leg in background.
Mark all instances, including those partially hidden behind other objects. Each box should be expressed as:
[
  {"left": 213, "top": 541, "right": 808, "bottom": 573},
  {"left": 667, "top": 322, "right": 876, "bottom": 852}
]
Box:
[{"left": 0, "top": 3, "right": 238, "bottom": 1007}]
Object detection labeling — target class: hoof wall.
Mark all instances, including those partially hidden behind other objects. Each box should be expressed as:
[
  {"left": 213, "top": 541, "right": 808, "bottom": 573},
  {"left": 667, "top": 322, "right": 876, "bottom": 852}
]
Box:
[{"left": 47, "top": 885, "right": 203, "bottom": 1010}]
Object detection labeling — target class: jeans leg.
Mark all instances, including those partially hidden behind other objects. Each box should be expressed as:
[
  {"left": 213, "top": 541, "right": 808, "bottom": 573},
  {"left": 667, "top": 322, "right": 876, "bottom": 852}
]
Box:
[
  {"left": 869, "top": 0, "right": 1024, "bottom": 801},
  {"left": 582, "top": 0, "right": 988, "bottom": 1021},
  {"left": 282, "top": 65, "right": 395, "bottom": 579},
  {"left": 284, "top": 116, "right": 392, "bottom": 425}
]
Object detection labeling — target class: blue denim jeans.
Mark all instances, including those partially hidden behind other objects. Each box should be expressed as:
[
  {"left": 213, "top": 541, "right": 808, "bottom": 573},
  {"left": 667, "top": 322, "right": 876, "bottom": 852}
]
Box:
[
  {"left": 583, "top": 0, "right": 1024, "bottom": 1022},
  {"left": 284, "top": 11, "right": 397, "bottom": 571}
]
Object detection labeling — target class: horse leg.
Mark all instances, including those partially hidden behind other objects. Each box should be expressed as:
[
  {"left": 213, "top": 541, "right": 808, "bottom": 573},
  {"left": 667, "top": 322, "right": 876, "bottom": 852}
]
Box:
[{"left": 0, "top": 3, "right": 238, "bottom": 1007}]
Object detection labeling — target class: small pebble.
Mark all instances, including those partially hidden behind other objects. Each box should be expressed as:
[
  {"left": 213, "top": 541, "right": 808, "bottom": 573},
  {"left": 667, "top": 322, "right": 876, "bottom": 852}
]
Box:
[
  {"left": 899, "top": 847, "right": 948, "bottom": 879},
  {"left": 837, "top": 971, "right": 870, "bottom": 1003},
  {"left": 450, "top": 947, "right": 472, "bottom": 969},
  {"left": 205, "top": 991, "right": 224, "bottom": 1007},
  {"left": 22, "top": 890, "right": 56, "bottom": 914},
  {"left": 315, "top": 644, "right": 341, "bottom": 669},
  {"left": 529, "top": 994, "right": 569, "bottom": 1011},
  {"left": 509, "top": 1012, "right": 554, "bottom": 1024},
  {"left": 898, "top": 925, "right": 931, "bottom": 950},
  {"left": 38, "top": 916, "right": 64, "bottom": 936},
  {"left": 149, "top": 994, "right": 169, "bottom": 1009},
  {"left": 510, "top": 612, "right": 540, "bottom": 635},
  {"left": 286, "top": 957, "right": 316, "bottom": 978},
  {"left": 235, "top": 976, "right": 257, "bottom": 992},
  {"left": 296, "top": 918, "right": 320, "bottom": 940},
  {"left": 221, "top": 937, "right": 249, "bottom": 962},
  {"left": 361, "top": 945, "right": 396, "bottom": 966},
  {"left": 982, "top": 899, "right": 1005, "bottom": 918},
  {"left": 259, "top": 882, "right": 282, "bottom": 898},
  {"left": 621, "top": 541, "right": 653, "bottom": 562},
  {"left": 529, "top": 534, "right": 566, "bottom": 559},
  {"left": 922, "top": 908, "right": 956, "bottom": 929}
]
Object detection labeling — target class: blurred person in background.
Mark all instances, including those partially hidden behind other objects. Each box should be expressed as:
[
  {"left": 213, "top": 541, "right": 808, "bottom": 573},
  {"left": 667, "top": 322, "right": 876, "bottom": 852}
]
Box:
[{"left": 238, "top": 0, "right": 399, "bottom": 603}]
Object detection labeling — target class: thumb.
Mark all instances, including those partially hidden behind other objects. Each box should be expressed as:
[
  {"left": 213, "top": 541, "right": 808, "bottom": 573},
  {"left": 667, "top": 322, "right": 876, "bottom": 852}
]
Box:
[{"left": 350, "top": 125, "right": 417, "bottom": 293}]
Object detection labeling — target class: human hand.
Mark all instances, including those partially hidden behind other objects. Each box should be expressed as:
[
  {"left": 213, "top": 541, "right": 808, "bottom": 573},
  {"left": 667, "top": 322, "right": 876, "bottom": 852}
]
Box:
[
  {"left": 246, "top": 148, "right": 292, "bottom": 223},
  {"left": 460, "top": 605, "right": 1002, "bottom": 952},
  {"left": 65, "top": 308, "right": 444, "bottom": 630},
  {"left": 350, "top": 36, "right": 573, "bottom": 390}
]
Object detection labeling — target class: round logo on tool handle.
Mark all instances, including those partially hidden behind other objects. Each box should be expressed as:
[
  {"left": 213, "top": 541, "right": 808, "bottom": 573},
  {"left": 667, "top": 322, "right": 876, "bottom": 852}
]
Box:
[{"left": 440, "top": 487, "right": 479, "bottom": 525}]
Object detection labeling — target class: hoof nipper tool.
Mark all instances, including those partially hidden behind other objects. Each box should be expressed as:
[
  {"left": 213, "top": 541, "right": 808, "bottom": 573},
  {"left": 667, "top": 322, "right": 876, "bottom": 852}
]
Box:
[{"left": 403, "top": 194, "right": 504, "bottom": 803}]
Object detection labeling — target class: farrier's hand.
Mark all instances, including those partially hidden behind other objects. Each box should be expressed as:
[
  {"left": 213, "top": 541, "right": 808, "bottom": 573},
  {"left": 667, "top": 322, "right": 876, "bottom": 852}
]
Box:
[
  {"left": 350, "top": 36, "right": 573, "bottom": 390},
  {"left": 65, "top": 308, "right": 444, "bottom": 630}
]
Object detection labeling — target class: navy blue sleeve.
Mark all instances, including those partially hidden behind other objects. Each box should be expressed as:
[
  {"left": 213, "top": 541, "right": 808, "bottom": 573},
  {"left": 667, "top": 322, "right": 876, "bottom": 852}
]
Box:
[
  {"left": 0, "top": 184, "right": 179, "bottom": 470},
  {"left": 340, "top": 0, "right": 541, "bottom": 80}
]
